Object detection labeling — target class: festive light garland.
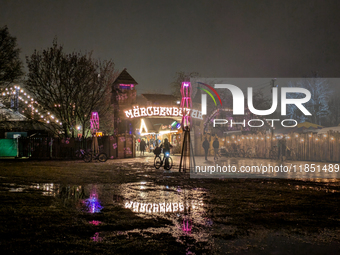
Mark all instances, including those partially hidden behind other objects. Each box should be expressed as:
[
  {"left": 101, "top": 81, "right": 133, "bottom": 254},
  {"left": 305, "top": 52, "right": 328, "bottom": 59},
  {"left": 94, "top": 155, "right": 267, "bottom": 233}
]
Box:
[
  {"left": 211, "top": 133, "right": 337, "bottom": 144},
  {"left": 0, "top": 85, "right": 62, "bottom": 125}
]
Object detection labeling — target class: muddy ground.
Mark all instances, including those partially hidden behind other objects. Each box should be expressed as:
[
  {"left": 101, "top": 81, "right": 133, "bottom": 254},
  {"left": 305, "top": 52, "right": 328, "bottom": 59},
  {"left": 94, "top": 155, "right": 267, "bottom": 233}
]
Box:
[{"left": 0, "top": 158, "right": 340, "bottom": 254}]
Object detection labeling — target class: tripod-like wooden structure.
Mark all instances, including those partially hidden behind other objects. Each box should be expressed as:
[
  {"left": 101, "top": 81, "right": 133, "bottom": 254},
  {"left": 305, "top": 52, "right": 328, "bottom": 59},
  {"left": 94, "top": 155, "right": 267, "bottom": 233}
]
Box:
[
  {"left": 179, "top": 81, "right": 196, "bottom": 172},
  {"left": 179, "top": 126, "right": 196, "bottom": 172}
]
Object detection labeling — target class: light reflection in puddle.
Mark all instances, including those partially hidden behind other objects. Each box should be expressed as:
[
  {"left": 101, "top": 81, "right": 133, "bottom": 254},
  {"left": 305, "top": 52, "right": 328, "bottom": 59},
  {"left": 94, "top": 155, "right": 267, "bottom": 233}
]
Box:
[
  {"left": 82, "top": 186, "right": 103, "bottom": 213},
  {"left": 3, "top": 183, "right": 59, "bottom": 196},
  {"left": 51, "top": 181, "right": 212, "bottom": 245},
  {"left": 114, "top": 181, "right": 211, "bottom": 245},
  {"left": 91, "top": 232, "right": 103, "bottom": 242},
  {"left": 1, "top": 181, "right": 211, "bottom": 244},
  {"left": 3, "top": 180, "right": 340, "bottom": 252},
  {"left": 89, "top": 220, "right": 102, "bottom": 226}
]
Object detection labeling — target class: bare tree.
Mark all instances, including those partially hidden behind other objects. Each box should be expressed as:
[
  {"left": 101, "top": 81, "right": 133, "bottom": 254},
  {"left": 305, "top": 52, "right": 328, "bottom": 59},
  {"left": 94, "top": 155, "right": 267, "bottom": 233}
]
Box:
[
  {"left": 327, "top": 95, "right": 340, "bottom": 126},
  {"left": 25, "top": 40, "right": 116, "bottom": 137},
  {"left": 171, "top": 71, "right": 200, "bottom": 99},
  {"left": 0, "top": 26, "right": 23, "bottom": 87},
  {"left": 287, "top": 75, "right": 332, "bottom": 125}
]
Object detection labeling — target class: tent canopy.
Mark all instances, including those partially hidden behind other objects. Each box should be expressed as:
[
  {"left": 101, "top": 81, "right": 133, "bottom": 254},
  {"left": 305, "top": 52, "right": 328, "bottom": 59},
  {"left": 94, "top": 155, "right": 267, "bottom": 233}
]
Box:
[
  {"left": 317, "top": 126, "right": 340, "bottom": 134},
  {"left": 296, "top": 122, "right": 323, "bottom": 129}
]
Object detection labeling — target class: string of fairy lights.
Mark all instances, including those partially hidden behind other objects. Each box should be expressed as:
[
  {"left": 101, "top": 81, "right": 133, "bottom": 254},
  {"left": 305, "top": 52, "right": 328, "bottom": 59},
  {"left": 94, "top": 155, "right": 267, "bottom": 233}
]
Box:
[
  {"left": 220, "top": 133, "right": 337, "bottom": 144},
  {"left": 1, "top": 86, "right": 338, "bottom": 143},
  {"left": 0, "top": 85, "right": 62, "bottom": 126}
]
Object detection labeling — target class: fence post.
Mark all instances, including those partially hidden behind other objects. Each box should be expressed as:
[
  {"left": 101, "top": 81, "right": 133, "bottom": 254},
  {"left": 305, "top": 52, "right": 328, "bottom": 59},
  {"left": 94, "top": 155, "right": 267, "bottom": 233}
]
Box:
[{"left": 50, "top": 137, "right": 53, "bottom": 159}]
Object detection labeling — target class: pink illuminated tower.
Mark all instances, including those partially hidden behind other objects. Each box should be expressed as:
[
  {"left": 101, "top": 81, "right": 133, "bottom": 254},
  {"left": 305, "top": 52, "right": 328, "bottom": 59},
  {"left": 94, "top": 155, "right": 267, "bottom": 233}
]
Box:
[
  {"left": 90, "top": 112, "right": 99, "bottom": 133},
  {"left": 179, "top": 81, "right": 195, "bottom": 173},
  {"left": 180, "top": 82, "right": 192, "bottom": 129}
]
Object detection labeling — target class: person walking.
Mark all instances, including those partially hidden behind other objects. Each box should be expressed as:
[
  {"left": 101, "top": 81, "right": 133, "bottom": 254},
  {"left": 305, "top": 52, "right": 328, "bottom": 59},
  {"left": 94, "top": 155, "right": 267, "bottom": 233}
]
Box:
[
  {"left": 213, "top": 137, "right": 219, "bottom": 161},
  {"left": 202, "top": 137, "right": 210, "bottom": 160},
  {"left": 140, "top": 139, "right": 146, "bottom": 156},
  {"left": 278, "top": 137, "right": 287, "bottom": 162}
]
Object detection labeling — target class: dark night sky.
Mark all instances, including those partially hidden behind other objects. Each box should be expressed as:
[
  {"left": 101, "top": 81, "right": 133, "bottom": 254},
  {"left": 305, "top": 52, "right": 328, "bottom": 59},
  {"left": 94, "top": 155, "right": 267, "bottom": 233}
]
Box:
[{"left": 1, "top": 0, "right": 340, "bottom": 94}]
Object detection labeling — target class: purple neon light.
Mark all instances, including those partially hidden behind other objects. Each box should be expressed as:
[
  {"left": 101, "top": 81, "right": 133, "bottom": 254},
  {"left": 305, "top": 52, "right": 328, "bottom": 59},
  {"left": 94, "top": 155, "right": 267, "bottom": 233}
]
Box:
[
  {"left": 84, "top": 192, "right": 103, "bottom": 213},
  {"left": 182, "top": 219, "right": 192, "bottom": 232}
]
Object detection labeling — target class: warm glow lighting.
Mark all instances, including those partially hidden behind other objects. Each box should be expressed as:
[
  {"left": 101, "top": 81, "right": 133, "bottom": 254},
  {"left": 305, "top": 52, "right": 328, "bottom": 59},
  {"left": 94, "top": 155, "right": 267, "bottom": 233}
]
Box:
[
  {"left": 124, "top": 106, "right": 202, "bottom": 120},
  {"left": 159, "top": 130, "right": 178, "bottom": 134},
  {"left": 140, "top": 119, "right": 148, "bottom": 133}
]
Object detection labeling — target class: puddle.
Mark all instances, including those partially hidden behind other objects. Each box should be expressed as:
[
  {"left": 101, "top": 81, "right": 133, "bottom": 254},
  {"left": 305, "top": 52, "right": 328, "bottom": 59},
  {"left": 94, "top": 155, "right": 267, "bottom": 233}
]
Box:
[
  {"left": 1, "top": 182, "right": 59, "bottom": 196},
  {"left": 2, "top": 180, "right": 340, "bottom": 253}
]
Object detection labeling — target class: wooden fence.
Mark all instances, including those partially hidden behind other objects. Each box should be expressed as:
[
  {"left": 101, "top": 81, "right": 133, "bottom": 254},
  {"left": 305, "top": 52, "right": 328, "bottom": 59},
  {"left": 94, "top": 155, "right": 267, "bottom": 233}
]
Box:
[
  {"left": 194, "top": 131, "right": 340, "bottom": 162},
  {"left": 17, "top": 135, "right": 135, "bottom": 159}
]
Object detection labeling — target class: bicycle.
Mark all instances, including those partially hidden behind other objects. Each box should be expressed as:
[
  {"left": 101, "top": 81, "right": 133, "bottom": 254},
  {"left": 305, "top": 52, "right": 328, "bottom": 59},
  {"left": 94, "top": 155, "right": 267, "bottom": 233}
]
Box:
[
  {"left": 219, "top": 147, "right": 228, "bottom": 157},
  {"left": 79, "top": 149, "right": 107, "bottom": 163},
  {"left": 78, "top": 149, "right": 92, "bottom": 162},
  {"left": 93, "top": 152, "right": 108, "bottom": 162},
  {"left": 154, "top": 151, "right": 173, "bottom": 170},
  {"left": 230, "top": 144, "right": 245, "bottom": 157}
]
